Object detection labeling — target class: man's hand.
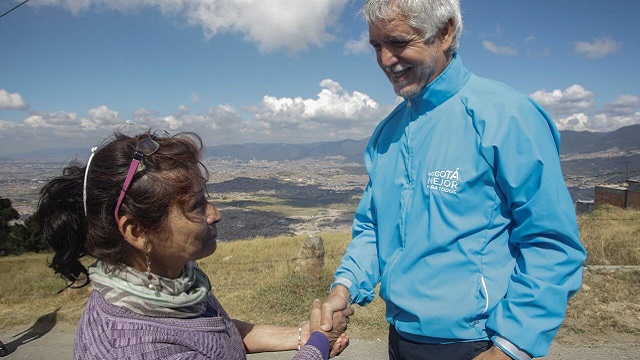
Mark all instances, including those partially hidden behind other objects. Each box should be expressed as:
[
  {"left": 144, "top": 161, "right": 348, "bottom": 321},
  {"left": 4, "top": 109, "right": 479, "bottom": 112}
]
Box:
[
  {"left": 308, "top": 298, "right": 354, "bottom": 356},
  {"left": 472, "top": 346, "right": 513, "bottom": 360},
  {"left": 320, "top": 285, "right": 351, "bottom": 331}
]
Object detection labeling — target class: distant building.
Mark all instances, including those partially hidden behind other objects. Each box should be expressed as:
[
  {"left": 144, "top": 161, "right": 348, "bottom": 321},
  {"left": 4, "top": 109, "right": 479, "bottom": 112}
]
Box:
[
  {"left": 628, "top": 179, "right": 640, "bottom": 208},
  {"left": 594, "top": 179, "right": 640, "bottom": 209},
  {"left": 575, "top": 199, "right": 595, "bottom": 214}
]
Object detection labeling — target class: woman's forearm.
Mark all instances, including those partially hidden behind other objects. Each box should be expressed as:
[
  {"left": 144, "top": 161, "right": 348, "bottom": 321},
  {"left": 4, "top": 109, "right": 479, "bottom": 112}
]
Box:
[{"left": 232, "top": 319, "right": 307, "bottom": 353}]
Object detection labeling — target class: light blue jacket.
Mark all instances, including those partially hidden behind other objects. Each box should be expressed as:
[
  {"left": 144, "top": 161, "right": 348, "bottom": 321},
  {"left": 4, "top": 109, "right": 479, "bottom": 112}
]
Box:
[{"left": 333, "top": 55, "right": 586, "bottom": 358}]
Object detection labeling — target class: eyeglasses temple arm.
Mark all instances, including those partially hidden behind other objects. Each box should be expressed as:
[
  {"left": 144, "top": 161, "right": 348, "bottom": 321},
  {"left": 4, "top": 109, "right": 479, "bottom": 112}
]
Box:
[{"left": 114, "top": 156, "right": 142, "bottom": 223}]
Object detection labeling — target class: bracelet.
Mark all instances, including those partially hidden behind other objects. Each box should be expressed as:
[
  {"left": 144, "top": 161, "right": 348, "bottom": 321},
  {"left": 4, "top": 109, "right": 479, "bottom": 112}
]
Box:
[{"left": 298, "top": 321, "right": 305, "bottom": 350}]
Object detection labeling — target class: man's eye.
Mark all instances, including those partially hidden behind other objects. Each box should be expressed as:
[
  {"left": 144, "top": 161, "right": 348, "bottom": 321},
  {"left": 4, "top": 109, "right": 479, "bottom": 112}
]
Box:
[{"left": 390, "top": 41, "right": 408, "bottom": 48}]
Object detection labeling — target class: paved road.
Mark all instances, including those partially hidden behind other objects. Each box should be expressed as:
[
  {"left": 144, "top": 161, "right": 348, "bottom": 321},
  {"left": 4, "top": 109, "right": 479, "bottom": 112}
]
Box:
[{"left": 1, "top": 322, "right": 638, "bottom": 359}]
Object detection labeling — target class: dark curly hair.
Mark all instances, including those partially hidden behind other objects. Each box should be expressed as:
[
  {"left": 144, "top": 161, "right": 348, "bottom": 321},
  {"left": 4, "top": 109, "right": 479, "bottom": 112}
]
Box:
[{"left": 35, "top": 130, "right": 208, "bottom": 283}]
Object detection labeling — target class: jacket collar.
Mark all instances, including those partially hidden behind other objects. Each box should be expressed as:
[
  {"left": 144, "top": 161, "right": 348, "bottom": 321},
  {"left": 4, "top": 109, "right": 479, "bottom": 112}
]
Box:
[{"left": 406, "top": 53, "right": 470, "bottom": 113}]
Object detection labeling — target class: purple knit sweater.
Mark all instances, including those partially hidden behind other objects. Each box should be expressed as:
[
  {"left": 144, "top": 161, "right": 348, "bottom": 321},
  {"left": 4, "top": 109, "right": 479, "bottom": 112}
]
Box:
[{"left": 74, "top": 291, "right": 328, "bottom": 360}]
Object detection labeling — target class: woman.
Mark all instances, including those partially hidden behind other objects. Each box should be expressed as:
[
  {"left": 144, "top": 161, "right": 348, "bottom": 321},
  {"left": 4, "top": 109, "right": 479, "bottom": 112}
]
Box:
[{"left": 36, "top": 130, "right": 352, "bottom": 360}]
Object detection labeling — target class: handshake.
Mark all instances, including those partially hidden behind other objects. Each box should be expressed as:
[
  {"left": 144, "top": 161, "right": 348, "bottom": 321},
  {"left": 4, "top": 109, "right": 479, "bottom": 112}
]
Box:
[{"left": 304, "top": 285, "right": 353, "bottom": 358}]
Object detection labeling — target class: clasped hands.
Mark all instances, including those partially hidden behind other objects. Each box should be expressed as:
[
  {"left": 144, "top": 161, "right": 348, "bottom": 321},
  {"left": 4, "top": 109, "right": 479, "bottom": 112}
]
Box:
[{"left": 303, "top": 286, "right": 353, "bottom": 357}]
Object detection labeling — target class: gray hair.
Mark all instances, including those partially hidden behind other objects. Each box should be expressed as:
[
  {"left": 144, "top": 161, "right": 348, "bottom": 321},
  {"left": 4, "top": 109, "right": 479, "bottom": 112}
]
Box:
[{"left": 361, "top": 0, "right": 463, "bottom": 57}]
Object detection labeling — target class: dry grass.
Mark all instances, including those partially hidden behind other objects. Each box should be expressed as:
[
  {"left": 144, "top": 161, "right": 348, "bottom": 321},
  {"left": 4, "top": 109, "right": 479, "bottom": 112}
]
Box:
[
  {"left": 577, "top": 205, "right": 640, "bottom": 265},
  {"left": 0, "top": 254, "right": 92, "bottom": 329},
  {"left": 0, "top": 232, "right": 388, "bottom": 339},
  {"left": 199, "top": 232, "right": 387, "bottom": 338},
  {"left": 559, "top": 270, "right": 640, "bottom": 343},
  {"left": 1, "top": 206, "right": 638, "bottom": 343}
]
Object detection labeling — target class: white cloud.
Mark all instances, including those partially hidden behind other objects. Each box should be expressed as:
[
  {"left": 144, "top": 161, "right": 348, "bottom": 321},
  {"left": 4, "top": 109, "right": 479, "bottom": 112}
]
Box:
[
  {"left": 0, "top": 79, "right": 390, "bottom": 154},
  {"left": 531, "top": 86, "right": 640, "bottom": 132},
  {"left": 554, "top": 113, "right": 590, "bottom": 132},
  {"left": 0, "top": 89, "right": 29, "bottom": 110},
  {"left": 0, "top": 120, "right": 22, "bottom": 140},
  {"left": 81, "top": 105, "right": 121, "bottom": 128},
  {"left": 344, "top": 32, "right": 371, "bottom": 55},
  {"left": 244, "top": 79, "right": 386, "bottom": 143},
  {"left": 256, "top": 79, "right": 379, "bottom": 119},
  {"left": 573, "top": 37, "right": 621, "bottom": 59},
  {"left": 530, "top": 84, "right": 595, "bottom": 117},
  {"left": 24, "top": 111, "right": 81, "bottom": 128},
  {"left": 30, "top": 0, "right": 349, "bottom": 53},
  {"left": 602, "top": 94, "right": 640, "bottom": 117},
  {"left": 482, "top": 40, "right": 517, "bottom": 56},
  {"left": 588, "top": 111, "right": 640, "bottom": 132},
  {"left": 589, "top": 95, "right": 640, "bottom": 131}
]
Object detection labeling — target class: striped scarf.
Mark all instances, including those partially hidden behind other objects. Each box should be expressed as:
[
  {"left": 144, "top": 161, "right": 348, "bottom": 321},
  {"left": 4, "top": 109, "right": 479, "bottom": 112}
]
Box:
[{"left": 89, "top": 260, "right": 211, "bottom": 318}]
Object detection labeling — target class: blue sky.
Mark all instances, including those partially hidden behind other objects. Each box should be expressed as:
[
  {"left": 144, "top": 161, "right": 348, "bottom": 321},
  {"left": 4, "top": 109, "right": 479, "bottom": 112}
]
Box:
[{"left": 1, "top": 0, "right": 639, "bottom": 156}]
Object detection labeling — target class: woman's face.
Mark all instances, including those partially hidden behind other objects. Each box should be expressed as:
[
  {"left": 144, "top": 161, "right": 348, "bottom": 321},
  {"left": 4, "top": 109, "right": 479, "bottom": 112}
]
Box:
[{"left": 150, "top": 185, "right": 221, "bottom": 278}]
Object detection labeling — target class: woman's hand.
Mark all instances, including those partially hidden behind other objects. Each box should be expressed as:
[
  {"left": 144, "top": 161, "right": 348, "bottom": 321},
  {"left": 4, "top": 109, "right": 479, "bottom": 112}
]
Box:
[{"left": 329, "top": 332, "right": 349, "bottom": 358}]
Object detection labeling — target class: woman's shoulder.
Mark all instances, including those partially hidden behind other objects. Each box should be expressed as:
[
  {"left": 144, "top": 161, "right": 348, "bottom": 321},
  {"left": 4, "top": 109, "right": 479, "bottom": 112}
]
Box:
[{"left": 75, "top": 291, "right": 246, "bottom": 360}]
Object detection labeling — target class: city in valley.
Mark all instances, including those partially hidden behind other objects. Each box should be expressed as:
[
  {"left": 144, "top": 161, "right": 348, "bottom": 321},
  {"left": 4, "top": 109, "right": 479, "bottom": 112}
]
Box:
[
  {"left": 0, "top": 157, "right": 368, "bottom": 241},
  {"left": 2, "top": 146, "right": 639, "bottom": 241}
]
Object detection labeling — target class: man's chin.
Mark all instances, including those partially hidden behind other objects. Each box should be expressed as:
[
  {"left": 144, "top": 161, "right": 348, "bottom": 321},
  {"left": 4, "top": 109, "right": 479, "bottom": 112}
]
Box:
[
  {"left": 394, "top": 86, "right": 420, "bottom": 99},
  {"left": 390, "top": 78, "right": 420, "bottom": 98}
]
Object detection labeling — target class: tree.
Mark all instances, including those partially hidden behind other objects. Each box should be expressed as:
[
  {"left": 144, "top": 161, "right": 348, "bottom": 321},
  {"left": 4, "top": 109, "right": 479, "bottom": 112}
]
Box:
[
  {"left": 0, "top": 197, "right": 46, "bottom": 255},
  {"left": 10, "top": 215, "right": 46, "bottom": 253},
  {"left": 0, "top": 197, "right": 20, "bottom": 254}
]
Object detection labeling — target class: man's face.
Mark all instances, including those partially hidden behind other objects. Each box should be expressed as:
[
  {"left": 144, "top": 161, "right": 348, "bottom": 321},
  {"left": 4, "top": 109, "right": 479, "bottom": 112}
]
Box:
[{"left": 369, "top": 16, "right": 448, "bottom": 99}]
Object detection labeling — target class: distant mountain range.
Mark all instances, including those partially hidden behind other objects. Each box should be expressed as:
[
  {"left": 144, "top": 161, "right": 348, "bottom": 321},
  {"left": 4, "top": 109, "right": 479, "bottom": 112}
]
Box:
[
  {"left": 203, "top": 138, "right": 369, "bottom": 163},
  {"left": 559, "top": 124, "right": 640, "bottom": 155},
  {"left": 203, "top": 124, "right": 640, "bottom": 162},
  {"left": 4, "top": 124, "right": 640, "bottom": 163}
]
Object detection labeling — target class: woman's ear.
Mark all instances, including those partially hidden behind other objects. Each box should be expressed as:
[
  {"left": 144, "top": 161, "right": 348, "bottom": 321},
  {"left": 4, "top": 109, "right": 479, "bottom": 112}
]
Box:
[{"left": 117, "top": 215, "right": 147, "bottom": 252}]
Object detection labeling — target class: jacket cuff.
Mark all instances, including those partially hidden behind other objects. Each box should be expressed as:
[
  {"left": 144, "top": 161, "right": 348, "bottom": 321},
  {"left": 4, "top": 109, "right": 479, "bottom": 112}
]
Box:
[
  {"left": 330, "top": 277, "right": 354, "bottom": 303},
  {"left": 305, "top": 331, "right": 330, "bottom": 360},
  {"left": 492, "top": 336, "right": 532, "bottom": 360}
]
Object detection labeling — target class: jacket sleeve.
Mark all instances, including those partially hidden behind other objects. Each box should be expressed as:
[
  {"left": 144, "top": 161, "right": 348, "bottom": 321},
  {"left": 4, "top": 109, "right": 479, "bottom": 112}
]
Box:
[
  {"left": 332, "top": 179, "right": 381, "bottom": 305},
  {"left": 291, "top": 346, "right": 324, "bottom": 360},
  {"left": 292, "top": 332, "right": 330, "bottom": 360},
  {"left": 481, "top": 99, "right": 587, "bottom": 357}
]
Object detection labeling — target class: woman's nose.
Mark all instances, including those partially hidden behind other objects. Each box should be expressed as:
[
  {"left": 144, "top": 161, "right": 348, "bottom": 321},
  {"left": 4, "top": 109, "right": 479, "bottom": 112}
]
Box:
[{"left": 206, "top": 203, "right": 221, "bottom": 224}]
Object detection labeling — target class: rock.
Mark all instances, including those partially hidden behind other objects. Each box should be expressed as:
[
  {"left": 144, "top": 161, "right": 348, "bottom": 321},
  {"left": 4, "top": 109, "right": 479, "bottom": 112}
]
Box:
[{"left": 294, "top": 235, "right": 325, "bottom": 279}]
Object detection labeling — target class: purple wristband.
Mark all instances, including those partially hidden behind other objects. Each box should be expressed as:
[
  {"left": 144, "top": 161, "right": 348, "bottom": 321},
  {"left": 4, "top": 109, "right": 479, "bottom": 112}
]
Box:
[{"left": 305, "top": 331, "right": 330, "bottom": 360}]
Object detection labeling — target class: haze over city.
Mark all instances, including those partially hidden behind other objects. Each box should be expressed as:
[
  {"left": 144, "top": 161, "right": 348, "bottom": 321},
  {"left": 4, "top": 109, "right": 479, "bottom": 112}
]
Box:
[{"left": 1, "top": 0, "right": 639, "bottom": 156}]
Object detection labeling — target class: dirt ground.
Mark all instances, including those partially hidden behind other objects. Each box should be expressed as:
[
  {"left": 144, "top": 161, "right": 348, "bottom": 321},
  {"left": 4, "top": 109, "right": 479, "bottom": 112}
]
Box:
[{"left": 1, "top": 321, "right": 639, "bottom": 359}]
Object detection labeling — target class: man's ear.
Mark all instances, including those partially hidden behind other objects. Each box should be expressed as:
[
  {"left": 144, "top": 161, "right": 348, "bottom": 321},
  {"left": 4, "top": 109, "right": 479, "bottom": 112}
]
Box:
[
  {"left": 438, "top": 18, "right": 455, "bottom": 54},
  {"left": 117, "top": 215, "right": 147, "bottom": 252}
]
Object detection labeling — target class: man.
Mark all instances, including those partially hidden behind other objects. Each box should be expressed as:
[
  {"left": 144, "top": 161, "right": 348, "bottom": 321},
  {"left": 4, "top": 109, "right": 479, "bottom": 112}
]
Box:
[{"left": 321, "top": 1, "right": 587, "bottom": 359}]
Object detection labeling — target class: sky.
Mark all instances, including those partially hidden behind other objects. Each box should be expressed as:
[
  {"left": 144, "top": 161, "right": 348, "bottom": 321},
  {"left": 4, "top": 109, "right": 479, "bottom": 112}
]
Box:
[{"left": 1, "top": 0, "right": 639, "bottom": 156}]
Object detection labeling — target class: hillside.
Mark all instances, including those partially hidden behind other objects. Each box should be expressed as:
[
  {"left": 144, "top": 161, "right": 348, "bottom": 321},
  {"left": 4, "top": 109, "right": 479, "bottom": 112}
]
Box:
[
  {"left": 560, "top": 124, "right": 640, "bottom": 154},
  {"left": 204, "top": 138, "right": 369, "bottom": 163}
]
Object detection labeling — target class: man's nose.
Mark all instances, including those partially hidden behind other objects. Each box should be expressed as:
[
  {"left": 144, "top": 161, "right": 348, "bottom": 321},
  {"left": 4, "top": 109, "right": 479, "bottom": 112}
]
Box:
[{"left": 379, "top": 46, "right": 398, "bottom": 68}]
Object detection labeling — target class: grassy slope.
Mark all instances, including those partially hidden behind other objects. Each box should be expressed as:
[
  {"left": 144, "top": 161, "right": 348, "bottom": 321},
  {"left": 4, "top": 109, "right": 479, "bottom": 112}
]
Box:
[{"left": 1, "top": 206, "right": 638, "bottom": 342}]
